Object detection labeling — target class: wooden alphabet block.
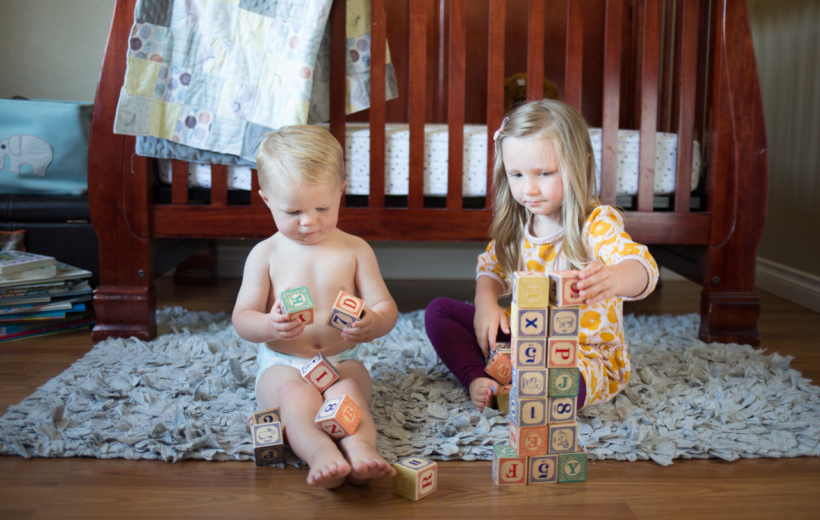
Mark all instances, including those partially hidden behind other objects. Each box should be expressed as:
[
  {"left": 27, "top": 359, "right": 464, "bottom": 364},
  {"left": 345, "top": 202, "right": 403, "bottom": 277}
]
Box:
[
  {"left": 315, "top": 395, "right": 363, "bottom": 439},
  {"left": 333, "top": 290, "right": 365, "bottom": 318},
  {"left": 392, "top": 457, "right": 437, "bottom": 500},
  {"left": 300, "top": 353, "right": 340, "bottom": 393},
  {"left": 511, "top": 367, "right": 548, "bottom": 399},
  {"left": 557, "top": 451, "right": 588, "bottom": 483},
  {"left": 549, "top": 271, "right": 584, "bottom": 307},
  {"left": 512, "top": 271, "right": 550, "bottom": 309},
  {"left": 485, "top": 351, "right": 513, "bottom": 385},
  {"left": 489, "top": 341, "right": 512, "bottom": 360},
  {"left": 281, "top": 287, "right": 314, "bottom": 324},
  {"left": 247, "top": 407, "right": 281, "bottom": 429},
  {"left": 512, "top": 337, "right": 547, "bottom": 369},
  {"left": 548, "top": 396, "right": 577, "bottom": 424},
  {"left": 548, "top": 367, "right": 581, "bottom": 397},
  {"left": 496, "top": 386, "right": 511, "bottom": 414},
  {"left": 509, "top": 422, "right": 549, "bottom": 457},
  {"left": 252, "top": 422, "right": 285, "bottom": 466},
  {"left": 548, "top": 422, "right": 579, "bottom": 454},
  {"left": 547, "top": 305, "right": 580, "bottom": 337},
  {"left": 547, "top": 337, "right": 578, "bottom": 368},
  {"left": 528, "top": 454, "right": 559, "bottom": 484},
  {"left": 492, "top": 445, "right": 527, "bottom": 485},
  {"left": 511, "top": 303, "right": 547, "bottom": 339},
  {"left": 326, "top": 308, "right": 358, "bottom": 331},
  {"left": 508, "top": 395, "right": 547, "bottom": 427}
]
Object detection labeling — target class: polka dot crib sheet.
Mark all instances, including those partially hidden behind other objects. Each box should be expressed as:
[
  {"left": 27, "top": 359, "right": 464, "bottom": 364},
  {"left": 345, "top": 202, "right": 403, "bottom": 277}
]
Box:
[{"left": 157, "top": 124, "right": 701, "bottom": 196}]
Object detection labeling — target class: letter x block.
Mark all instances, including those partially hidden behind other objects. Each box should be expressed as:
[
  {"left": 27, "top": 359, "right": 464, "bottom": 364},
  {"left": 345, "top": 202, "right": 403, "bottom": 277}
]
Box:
[
  {"left": 392, "top": 457, "right": 437, "bottom": 500},
  {"left": 300, "top": 353, "right": 340, "bottom": 393},
  {"left": 247, "top": 406, "right": 281, "bottom": 429},
  {"left": 492, "top": 445, "right": 527, "bottom": 485},
  {"left": 485, "top": 351, "right": 513, "bottom": 385},
  {"left": 327, "top": 291, "right": 365, "bottom": 331},
  {"left": 549, "top": 271, "right": 584, "bottom": 307},
  {"left": 281, "top": 287, "right": 314, "bottom": 325},
  {"left": 557, "top": 451, "right": 588, "bottom": 482},
  {"left": 511, "top": 303, "right": 547, "bottom": 339},
  {"left": 252, "top": 422, "right": 285, "bottom": 466},
  {"left": 314, "top": 395, "right": 363, "bottom": 439}
]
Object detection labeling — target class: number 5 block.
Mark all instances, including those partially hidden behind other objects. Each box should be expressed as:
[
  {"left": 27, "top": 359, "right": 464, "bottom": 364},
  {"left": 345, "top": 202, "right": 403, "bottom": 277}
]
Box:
[
  {"left": 315, "top": 395, "right": 363, "bottom": 439},
  {"left": 300, "top": 353, "right": 340, "bottom": 393},
  {"left": 393, "top": 457, "right": 437, "bottom": 500}
]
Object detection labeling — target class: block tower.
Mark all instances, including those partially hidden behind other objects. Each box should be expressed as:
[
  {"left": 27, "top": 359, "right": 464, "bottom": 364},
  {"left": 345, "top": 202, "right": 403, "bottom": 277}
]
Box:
[{"left": 491, "top": 271, "right": 588, "bottom": 485}]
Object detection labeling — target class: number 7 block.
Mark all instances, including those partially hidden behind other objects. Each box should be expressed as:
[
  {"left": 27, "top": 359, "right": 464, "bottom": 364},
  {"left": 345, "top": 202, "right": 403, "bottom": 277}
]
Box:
[{"left": 327, "top": 291, "right": 365, "bottom": 332}]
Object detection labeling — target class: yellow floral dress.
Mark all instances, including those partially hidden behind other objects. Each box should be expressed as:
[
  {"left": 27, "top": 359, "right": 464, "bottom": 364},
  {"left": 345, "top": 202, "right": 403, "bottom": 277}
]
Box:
[{"left": 476, "top": 206, "right": 659, "bottom": 408}]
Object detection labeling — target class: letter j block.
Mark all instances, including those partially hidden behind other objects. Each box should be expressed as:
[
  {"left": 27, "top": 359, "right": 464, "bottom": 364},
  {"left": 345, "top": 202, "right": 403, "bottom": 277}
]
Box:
[
  {"left": 315, "top": 395, "right": 363, "bottom": 439},
  {"left": 393, "top": 457, "right": 437, "bottom": 500},
  {"left": 300, "top": 353, "right": 340, "bottom": 393}
]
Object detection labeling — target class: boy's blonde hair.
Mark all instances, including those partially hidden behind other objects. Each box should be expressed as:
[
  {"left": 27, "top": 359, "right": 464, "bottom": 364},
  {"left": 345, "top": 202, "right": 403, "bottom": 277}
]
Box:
[
  {"left": 491, "top": 99, "right": 600, "bottom": 285},
  {"left": 256, "top": 125, "right": 345, "bottom": 193}
]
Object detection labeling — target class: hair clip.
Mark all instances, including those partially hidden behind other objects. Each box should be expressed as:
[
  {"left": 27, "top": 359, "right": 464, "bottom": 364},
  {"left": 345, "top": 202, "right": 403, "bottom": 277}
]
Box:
[{"left": 493, "top": 117, "right": 509, "bottom": 153}]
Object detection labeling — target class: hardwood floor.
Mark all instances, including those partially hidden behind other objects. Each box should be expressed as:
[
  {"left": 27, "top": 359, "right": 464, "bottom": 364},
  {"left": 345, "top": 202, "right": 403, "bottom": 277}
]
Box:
[{"left": 1, "top": 278, "right": 819, "bottom": 519}]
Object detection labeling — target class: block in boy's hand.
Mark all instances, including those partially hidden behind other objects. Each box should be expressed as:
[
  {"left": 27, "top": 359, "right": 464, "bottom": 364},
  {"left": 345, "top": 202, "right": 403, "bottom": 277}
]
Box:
[
  {"left": 549, "top": 271, "right": 584, "bottom": 307},
  {"left": 281, "top": 287, "right": 315, "bottom": 325},
  {"left": 300, "top": 353, "right": 340, "bottom": 393},
  {"left": 485, "top": 351, "right": 513, "bottom": 385},
  {"left": 314, "top": 395, "right": 363, "bottom": 439},
  {"left": 512, "top": 271, "right": 551, "bottom": 309},
  {"left": 491, "top": 445, "right": 527, "bottom": 485},
  {"left": 547, "top": 305, "right": 580, "bottom": 337},
  {"left": 252, "top": 422, "right": 285, "bottom": 466},
  {"left": 247, "top": 407, "right": 281, "bottom": 429},
  {"left": 548, "top": 422, "right": 579, "bottom": 454},
  {"left": 326, "top": 308, "right": 359, "bottom": 331},
  {"left": 333, "top": 290, "right": 365, "bottom": 318},
  {"left": 392, "top": 456, "right": 437, "bottom": 500},
  {"left": 557, "top": 451, "right": 588, "bottom": 483},
  {"left": 547, "top": 337, "right": 578, "bottom": 368}
]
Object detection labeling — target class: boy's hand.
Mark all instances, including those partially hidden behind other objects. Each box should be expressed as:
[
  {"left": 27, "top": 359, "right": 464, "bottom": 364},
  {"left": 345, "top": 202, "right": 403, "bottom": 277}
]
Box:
[
  {"left": 577, "top": 261, "right": 620, "bottom": 306},
  {"left": 473, "top": 301, "right": 509, "bottom": 358},
  {"left": 341, "top": 307, "right": 381, "bottom": 343},
  {"left": 267, "top": 298, "right": 306, "bottom": 340}
]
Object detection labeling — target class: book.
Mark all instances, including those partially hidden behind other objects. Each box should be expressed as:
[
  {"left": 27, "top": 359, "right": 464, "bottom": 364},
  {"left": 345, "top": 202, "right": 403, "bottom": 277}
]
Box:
[
  {"left": 0, "top": 303, "right": 87, "bottom": 323},
  {"left": 0, "top": 311, "right": 95, "bottom": 336},
  {"left": 0, "top": 317, "right": 96, "bottom": 344},
  {"left": 0, "top": 251, "right": 56, "bottom": 275},
  {"left": 0, "top": 281, "right": 92, "bottom": 306},
  {"left": 0, "top": 264, "right": 58, "bottom": 282},
  {"left": 0, "top": 262, "right": 92, "bottom": 289}
]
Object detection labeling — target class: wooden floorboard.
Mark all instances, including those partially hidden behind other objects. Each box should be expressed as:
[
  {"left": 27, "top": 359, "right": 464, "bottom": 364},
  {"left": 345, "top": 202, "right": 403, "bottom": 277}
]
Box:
[{"left": 0, "top": 278, "right": 818, "bottom": 519}]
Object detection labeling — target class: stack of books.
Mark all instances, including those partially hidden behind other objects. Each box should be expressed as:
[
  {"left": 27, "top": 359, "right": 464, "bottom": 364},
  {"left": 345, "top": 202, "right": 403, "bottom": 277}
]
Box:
[{"left": 0, "top": 251, "right": 95, "bottom": 343}]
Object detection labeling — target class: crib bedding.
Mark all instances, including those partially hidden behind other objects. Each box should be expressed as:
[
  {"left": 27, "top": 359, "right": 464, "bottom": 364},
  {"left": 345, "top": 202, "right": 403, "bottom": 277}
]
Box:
[{"left": 157, "top": 124, "right": 701, "bottom": 196}]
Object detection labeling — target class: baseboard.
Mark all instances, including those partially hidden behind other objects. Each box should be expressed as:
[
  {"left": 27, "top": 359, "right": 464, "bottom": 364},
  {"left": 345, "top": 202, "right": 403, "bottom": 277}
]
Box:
[{"left": 756, "top": 257, "right": 820, "bottom": 313}]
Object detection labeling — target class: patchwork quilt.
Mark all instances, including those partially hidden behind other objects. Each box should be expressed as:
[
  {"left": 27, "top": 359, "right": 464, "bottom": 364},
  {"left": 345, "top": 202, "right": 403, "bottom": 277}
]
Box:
[{"left": 114, "top": 0, "right": 398, "bottom": 163}]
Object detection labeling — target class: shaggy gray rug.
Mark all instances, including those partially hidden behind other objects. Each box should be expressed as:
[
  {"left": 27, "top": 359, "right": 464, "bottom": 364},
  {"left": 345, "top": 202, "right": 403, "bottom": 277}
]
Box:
[{"left": 1, "top": 308, "right": 818, "bottom": 466}]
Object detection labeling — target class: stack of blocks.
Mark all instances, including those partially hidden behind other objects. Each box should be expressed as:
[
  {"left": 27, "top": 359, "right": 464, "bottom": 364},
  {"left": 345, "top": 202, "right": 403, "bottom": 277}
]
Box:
[
  {"left": 249, "top": 407, "right": 285, "bottom": 466},
  {"left": 491, "top": 271, "right": 589, "bottom": 485}
]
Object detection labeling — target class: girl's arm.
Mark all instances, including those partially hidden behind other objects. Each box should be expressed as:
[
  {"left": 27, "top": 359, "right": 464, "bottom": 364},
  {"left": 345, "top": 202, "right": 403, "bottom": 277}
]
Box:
[
  {"left": 474, "top": 275, "right": 510, "bottom": 357},
  {"left": 576, "top": 259, "right": 649, "bottom": 306}
]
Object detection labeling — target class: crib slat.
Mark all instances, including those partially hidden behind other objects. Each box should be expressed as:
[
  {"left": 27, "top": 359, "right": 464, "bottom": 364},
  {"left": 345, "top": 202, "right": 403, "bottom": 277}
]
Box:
[
  {"left": 328, "top": 0, "right": 346, "bottom": 150},
  {"left": 408, "top": 0, "right": 428, "bottom": 209},
  {"left": 171, "top": 160, "right": 188, "bottom": 206},
  {"left": 486, "top": 0, "right": 506, "bottom": 209},
  {"left": 527, "top": 0, "right": 545, "bottom": 101},
  {"left": 447, "top": 0, "right": 466, "bottom": 210},
  {"left": 637, "top": 0, "right": 660, "bottom": 212},
  {"left": 210, "top": 164, "right": 228, "bottom": 207},
  {"left": 673, "top": 0, "right": 699, "bottom": 213},
  {"left": 251, "top": 169, "right": 264, "bottom": 207},
  {"left": 369, "top": 0, "right": 386, "bottom": 208},
  {"left": 564, "top": 0, "right": 583, "bottom": 111},
  {"left": 659, "top": 0, "right": 676, "bottom": 132},
  {"left": 600, "top": 0, "right": 623, "bottom": 206}
]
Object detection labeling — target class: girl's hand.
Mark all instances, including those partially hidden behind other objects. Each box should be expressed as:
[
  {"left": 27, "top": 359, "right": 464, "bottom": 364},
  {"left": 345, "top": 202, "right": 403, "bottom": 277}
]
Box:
[
  {"left": 267, "top": 298, "right": 306, "bottom": 340},
  {"left": 341, "top": 307, "right": 381, "bottom": 343},
  {"left": 473, "top": 301, "right": 510, "bottom": 358},
  {"left": 577, "top": 261, "right": 621, "bottom": 305}
]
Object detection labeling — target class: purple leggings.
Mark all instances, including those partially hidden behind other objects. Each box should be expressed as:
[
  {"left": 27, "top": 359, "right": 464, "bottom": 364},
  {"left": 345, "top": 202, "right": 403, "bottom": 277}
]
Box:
[{"left": 425, "top": 297, "right": 586, "bottom": 408}]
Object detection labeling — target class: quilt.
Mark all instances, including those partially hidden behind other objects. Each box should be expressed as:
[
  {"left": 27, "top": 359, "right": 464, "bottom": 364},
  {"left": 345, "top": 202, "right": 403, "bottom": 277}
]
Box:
[{"left": 114, "top": 0, "right": 398, "bottom": 163}]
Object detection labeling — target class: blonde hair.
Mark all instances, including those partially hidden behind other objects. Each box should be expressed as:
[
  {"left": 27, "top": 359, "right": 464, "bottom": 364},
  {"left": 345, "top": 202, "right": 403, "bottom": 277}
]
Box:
[
  {"left": 255, "top": 125, "right": 345, "bottom": 193},
  {"left": 491, "top": 99, "right": 600, "bottom": 284}
]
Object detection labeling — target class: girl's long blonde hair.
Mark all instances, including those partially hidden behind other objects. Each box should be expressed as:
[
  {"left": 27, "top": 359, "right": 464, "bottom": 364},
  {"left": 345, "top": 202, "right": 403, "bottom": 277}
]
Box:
[{"left": 491, "top": 99, "right": 600, "bottom": 287}]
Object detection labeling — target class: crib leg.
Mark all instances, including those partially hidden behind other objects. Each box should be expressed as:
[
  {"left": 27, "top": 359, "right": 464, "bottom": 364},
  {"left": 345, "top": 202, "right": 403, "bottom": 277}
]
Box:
[
  {"left": 92, "top": 284, "right": 157, "bottom": 343},
  {"left": 698, "top": 286, "right": 761, "bottom": 346}
]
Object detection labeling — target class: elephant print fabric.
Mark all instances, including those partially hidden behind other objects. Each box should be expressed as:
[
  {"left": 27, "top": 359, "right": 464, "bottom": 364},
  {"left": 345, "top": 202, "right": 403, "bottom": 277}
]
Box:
[
  {"left": 476, "top": 206, "right": 660, "bottom": 408},
  {"left": 0, "top": 135, "right": 54, "bottom": 176}
]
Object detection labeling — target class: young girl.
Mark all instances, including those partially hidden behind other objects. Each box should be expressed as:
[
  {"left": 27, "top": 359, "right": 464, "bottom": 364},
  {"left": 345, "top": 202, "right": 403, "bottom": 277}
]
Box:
[{"left": 425, "top": 99, "right": 659, "bottom": 412}]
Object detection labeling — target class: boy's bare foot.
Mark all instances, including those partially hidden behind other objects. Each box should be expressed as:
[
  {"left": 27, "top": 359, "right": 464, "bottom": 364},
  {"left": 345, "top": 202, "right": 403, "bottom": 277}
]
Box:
[
  {"left": 469, "top": 377, "right": 499, "bottom": 412},
  {"left": 341, "top": 437, "right": 396, "bottom": 486},
  {"left": 306, "top": 445, "right": 352, "bottom": 488}
]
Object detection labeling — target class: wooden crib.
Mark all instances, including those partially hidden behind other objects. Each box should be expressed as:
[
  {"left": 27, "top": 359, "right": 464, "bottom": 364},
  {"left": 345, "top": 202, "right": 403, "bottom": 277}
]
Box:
[{"left": 88, "top": 0, "right": 768, "bottom": 345}]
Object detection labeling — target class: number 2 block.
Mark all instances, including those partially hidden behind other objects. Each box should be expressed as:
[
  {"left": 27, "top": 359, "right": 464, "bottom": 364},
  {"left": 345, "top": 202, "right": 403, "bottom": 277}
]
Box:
[
  {"left": 315, "top": 395, "right": 363, "bottom": 439},
  {"left": 393, "top": 457, "right": 437, "bottom": 500},
  {"left": 300, "top": 353, "right": 340, "bottom": 393}
]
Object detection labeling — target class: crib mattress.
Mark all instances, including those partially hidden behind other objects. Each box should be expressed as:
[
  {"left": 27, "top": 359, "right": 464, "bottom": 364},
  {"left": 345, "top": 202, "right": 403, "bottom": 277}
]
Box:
[{"left": 157, "top": 124, "right": 701, "bottom": 196}]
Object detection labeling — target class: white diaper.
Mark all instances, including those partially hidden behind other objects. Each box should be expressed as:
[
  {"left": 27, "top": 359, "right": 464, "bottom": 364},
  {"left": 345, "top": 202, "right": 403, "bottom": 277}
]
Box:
[{"left": 255, "top": 344, "right": 361, "bottom": 394}]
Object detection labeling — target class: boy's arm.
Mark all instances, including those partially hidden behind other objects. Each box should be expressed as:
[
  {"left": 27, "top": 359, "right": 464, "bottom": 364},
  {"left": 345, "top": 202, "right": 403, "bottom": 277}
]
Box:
[
  {"left": 342, "top": 239, "right": 398, "bottom": 343},
  {"left": 232, "top": 243, "right": 303, "bottom": 343}
]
